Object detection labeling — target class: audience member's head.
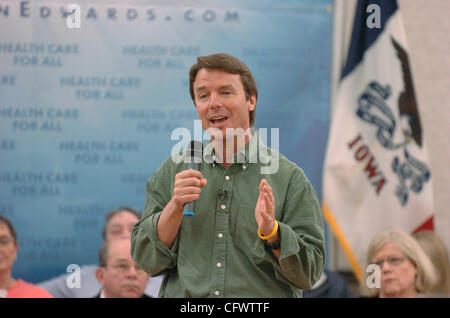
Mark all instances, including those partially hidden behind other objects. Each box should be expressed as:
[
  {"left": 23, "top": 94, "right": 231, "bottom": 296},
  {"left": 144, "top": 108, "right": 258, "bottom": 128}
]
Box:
[
  {"left": 413, "top": 230, "right": 450, "bottom": 296},
  {"left": 0, "top": 215, "right": 18, "bottom": 278},
  {"left": 362, "top": 228, "right": 437, "bottom": 298},
  {"left": 95, "top": 238, "right": 149, "bottom": 298},
  {"left": 101, "top": 207, "right": 141, "bottom": 242},
  {"left": 0, "top": 215, "right": 53, "bottom": 298}
]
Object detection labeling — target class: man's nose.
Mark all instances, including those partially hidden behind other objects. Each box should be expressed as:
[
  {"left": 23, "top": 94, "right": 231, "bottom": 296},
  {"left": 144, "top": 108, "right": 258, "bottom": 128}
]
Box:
[
  {"left": 126, "top": 265, "right": 138, "bottom": 278},
  {"left": 208, "top": 92, "right": 222, "bottom": 108}
]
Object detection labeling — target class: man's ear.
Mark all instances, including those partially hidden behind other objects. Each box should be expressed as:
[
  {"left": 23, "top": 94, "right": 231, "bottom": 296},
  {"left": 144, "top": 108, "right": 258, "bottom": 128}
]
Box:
[
  {"left": 95, "top": 267, "right": 105, "bottom": 286},
  {"left": 248, "top": 95, "right": 256, "bottom": 111}
]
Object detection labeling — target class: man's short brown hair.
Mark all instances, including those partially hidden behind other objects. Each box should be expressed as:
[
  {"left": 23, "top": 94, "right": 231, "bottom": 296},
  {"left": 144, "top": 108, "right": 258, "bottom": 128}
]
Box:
[
  {"left": 101, "top": 206, "right": 141, "bottom": 241},
  {"left": 189, "top": 53, "right": 258, "bottom": 127}
]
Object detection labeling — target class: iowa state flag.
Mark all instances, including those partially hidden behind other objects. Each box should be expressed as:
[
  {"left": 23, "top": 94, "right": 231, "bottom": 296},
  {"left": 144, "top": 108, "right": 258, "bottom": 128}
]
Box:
[{"left": 322, "top": 0, "right": 433, "bottom": 281}]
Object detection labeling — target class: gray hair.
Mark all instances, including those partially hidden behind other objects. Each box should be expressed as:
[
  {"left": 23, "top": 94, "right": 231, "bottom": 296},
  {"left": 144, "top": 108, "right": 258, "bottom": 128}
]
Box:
[
  {"left": 362, "top": 228, "right": 438, "bottom": 297},
  {"left": 414, "top": 230, "right": 450, "bottom": 296}
]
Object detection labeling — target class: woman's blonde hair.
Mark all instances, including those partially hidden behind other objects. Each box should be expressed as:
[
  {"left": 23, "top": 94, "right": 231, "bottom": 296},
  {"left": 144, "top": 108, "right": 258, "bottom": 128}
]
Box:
[
  {"left": 361, "top": 228, "right": 438, "bottom": 297},
  {"left": 414, "top": 230, "right": 450, "bottom": 296}
]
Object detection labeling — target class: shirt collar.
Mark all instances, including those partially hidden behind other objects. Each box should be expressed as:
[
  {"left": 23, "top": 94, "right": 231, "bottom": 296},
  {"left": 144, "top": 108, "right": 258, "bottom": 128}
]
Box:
[{"left": 203, "top": 127, "right": 270, "bottom": 165}]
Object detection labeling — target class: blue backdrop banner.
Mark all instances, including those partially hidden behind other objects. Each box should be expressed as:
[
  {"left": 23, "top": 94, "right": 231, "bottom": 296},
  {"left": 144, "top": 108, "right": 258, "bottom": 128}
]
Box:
[{"left": 0, "top": 0, "right": 332, "bottom": 283}]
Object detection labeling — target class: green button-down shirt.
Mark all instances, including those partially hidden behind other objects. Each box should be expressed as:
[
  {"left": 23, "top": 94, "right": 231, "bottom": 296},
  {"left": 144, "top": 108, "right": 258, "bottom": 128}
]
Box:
[{"left": 131, "top": 130, "right": 325, "bottom": 298}]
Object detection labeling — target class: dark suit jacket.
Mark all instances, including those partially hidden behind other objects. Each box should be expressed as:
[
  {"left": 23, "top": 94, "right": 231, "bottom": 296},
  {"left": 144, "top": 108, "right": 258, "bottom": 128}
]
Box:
[{"left": 303, "top": 270, "right": 354, "bottom": 298}]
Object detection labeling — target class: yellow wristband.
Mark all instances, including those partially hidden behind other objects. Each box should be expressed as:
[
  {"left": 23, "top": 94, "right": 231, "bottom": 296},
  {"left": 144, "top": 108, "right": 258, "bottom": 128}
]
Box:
[{"left": 257, "top": 220, "right": 278, "bottom": 240}]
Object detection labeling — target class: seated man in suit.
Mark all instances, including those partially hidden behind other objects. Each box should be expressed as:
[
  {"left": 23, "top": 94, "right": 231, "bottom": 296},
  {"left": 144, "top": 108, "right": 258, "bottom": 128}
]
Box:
[
  {"left": 39, "top": 207, "right": 163, "bottom": 297},
  {"left": 95, "top": 237, "right": 150, "bottom": 298}
]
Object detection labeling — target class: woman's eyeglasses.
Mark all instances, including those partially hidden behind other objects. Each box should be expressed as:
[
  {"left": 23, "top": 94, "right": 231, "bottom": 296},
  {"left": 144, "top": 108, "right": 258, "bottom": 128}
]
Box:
[{"left": 372, "top": 257, "right": 406, "bottom": 268}]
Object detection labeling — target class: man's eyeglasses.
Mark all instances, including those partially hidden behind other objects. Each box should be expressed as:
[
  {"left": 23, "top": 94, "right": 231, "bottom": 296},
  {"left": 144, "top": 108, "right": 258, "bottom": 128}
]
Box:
[
  {"left": 109, "top": 262, "right": 147, "bottom": 275},
  {"left": 372, "top": 257, "right": 406, "bottom": 268}
]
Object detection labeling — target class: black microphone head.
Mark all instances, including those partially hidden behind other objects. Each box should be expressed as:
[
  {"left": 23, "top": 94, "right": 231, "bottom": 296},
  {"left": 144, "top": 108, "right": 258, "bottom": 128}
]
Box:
[{"left": 186, "top": 140, "right": 203, "bottom": 164}]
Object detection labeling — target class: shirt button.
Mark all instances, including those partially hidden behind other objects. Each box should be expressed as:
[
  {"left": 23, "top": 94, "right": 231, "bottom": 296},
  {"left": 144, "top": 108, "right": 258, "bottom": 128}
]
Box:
[
  {"left": 217, "top": 262, "right": 222, "bottom": 268},
  {"left": 221, "top": 204, "right": 226, "bottom": 210},
  {"left": 225, "top": 175, "right": 230, "bottom": 180},
  {"left": 215, "top": 291, "right": 220, "bottom": 296},
  {"left": 218, "top": 233, "right": 223, "bottom": 238}
]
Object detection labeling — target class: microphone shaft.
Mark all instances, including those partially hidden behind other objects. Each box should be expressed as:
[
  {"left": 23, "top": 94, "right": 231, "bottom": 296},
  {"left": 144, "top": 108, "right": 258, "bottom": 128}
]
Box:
[{"left": 183, "top": 161, "right": 200, "bottom": 216}]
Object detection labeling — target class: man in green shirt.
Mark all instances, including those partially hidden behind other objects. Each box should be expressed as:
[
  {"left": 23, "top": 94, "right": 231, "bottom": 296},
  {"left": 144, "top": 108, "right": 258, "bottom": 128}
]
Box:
[{"left": 131, "top": 53, "right": 325, "bottom": 297}]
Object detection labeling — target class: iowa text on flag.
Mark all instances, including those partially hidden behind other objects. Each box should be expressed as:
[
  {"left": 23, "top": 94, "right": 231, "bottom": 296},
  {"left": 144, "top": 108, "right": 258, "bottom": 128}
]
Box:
[{"left": 322, "top": 0, "right": 433, "bottom": 281}]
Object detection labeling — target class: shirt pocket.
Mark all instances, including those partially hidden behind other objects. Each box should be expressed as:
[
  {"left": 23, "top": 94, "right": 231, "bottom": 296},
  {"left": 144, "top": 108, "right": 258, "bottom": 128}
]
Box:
[{"left": 230, "top": 203, "right": 259, "bottom": 255}]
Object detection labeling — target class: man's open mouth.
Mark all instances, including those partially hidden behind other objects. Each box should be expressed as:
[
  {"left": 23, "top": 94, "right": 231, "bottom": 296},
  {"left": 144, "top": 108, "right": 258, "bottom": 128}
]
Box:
[{"left": 210, "top": 116, "right": 228, "bottom": 124}]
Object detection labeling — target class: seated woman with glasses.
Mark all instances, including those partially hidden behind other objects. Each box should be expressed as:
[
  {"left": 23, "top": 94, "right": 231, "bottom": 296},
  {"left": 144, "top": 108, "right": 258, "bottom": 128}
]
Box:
[
  {"left": 0, "top": 215, "right": 53, "bottom": 298},
  {"left": 361, "top": 228, "right": 438, "bottom": 298}
]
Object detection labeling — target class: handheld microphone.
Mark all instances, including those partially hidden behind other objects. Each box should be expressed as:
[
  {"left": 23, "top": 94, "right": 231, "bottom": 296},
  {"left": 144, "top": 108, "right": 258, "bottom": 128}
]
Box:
[{"left": 183, "top": 140, "right": 203, "bottom": 217}]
